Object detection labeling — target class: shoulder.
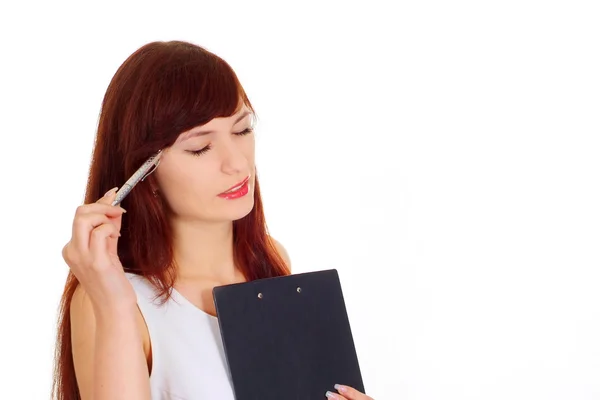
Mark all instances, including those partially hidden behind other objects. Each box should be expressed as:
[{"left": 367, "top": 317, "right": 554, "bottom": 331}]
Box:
[
  {"left": 69, "top": 284, "right": 98, "bottom": 399},
  {"left": 269, "top": 236, "right": 292, "bottom": 271},
  {"left": 70, "top": 281, "right": 152, "bottom": 369},
  {"left": 70, "top": 283, "right": 96, "bottom": 327},
  {"left": 70, "top": 281, "right": 149, "bottom": 341}
]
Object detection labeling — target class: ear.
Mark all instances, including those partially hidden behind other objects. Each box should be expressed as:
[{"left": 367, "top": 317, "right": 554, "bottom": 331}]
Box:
[
  {"left": 147, "top": 175, "right": 160, "bottom": 197},
  {"left": 148, "top": 183, "right": 159, "bottom": 197}
]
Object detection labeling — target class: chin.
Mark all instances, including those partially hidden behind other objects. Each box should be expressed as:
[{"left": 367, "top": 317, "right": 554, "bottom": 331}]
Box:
[{"left": 221, "top": 195, "right": 255, "bottom": 222}]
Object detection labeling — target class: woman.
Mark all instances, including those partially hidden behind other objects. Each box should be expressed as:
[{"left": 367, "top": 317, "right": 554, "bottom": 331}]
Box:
[{"left": 52, "top": 40, "right": 373, "bottom": 400}]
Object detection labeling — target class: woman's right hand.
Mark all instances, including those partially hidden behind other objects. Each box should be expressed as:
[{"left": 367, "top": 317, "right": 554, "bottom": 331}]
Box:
[{"left": 62, "top": 187, "right": 136, "bottom": 311}]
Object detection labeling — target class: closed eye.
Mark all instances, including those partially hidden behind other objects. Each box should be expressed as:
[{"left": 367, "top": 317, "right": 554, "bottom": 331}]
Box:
[
  {"left": 235, "top": 127, "right": 254, "bottom": 136},
  {"left": 187, "top": 127, "right": 254, "bottom": 156}
]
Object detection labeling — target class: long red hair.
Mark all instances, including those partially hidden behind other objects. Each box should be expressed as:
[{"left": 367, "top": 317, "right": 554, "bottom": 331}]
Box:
[{"left": 52, "top": 40, "right": 290, "bottom": 400}]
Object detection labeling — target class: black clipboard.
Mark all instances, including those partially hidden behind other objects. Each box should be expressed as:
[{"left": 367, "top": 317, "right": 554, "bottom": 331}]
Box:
[{"left": 213, "top": 269, "right": 365, "bottom": 400}]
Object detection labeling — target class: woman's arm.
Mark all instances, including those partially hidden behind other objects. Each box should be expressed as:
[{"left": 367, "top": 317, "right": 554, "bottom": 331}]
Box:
[{"left": 70, "top": 284, "right": 151, "bottom": 400}]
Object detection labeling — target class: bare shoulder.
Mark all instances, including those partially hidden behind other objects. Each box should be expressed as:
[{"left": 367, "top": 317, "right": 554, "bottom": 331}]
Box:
[
  {"left": 269, "top": 236, "right": 292, "bottom": 271},
  {"left": 70, "top": 283, "right": 152, "bottom": 376},
  {"left": 69, "top": 284, "right": 98, "bottom": 399},
  {"left": 70, "top": 283, "right": 95, "bottom": 335}
]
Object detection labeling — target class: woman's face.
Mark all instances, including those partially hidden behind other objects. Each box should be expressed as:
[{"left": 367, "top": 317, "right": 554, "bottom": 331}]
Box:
[{"left": 154, "top": 106, "right": 256, "bottom": 223}]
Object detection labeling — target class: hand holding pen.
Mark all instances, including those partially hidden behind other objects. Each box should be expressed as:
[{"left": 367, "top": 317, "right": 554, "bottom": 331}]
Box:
[{"left": 61, "top": 150, "right": 162, "bottom": 311}]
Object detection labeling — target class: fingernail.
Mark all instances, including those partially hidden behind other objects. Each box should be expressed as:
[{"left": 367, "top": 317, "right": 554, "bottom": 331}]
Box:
[
  {"left": 120, "top": 207, "right": 127, "bottom": 213},
  {"left": 334, "top": 384, "right": 346, "bottom": 393},
  {"left": 325, "top": 391, "right": 337, "bottom": 399},
  {"left": 104, "top": 187, "right": 118, "bottom": 197}
]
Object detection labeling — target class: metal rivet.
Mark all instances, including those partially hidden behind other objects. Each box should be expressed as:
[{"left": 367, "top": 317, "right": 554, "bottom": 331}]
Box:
[
  {"left": 257, "top": 293, "right": 263, "bottom": 299},
  {"left": 297, "top": 287, "right": 302, "bottom": 293}
]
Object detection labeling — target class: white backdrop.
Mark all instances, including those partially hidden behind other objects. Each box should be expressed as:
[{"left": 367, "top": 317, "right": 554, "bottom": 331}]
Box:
[{"left": 1, "top": 1, "right": 599, "bottom": 399}]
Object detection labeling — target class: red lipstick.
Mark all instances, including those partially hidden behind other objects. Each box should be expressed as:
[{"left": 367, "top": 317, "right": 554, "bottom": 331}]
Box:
[{"left": 218, "top": 176, "right": 250, "bottom": 199}]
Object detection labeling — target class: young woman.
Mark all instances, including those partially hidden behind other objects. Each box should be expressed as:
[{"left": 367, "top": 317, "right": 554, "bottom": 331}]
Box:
[{"left": 52, "top": 40, "right": 373, "bottom": 400}]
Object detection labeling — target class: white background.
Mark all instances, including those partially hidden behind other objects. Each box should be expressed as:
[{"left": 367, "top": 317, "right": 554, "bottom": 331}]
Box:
[{"left": 1, "top": 1, "right": 599, "bottom": 399}]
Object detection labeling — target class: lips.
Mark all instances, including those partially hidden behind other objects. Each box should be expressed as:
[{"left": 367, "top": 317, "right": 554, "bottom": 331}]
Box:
[{"left": 220, "top": 175, "right": 250, "bottom": 195}]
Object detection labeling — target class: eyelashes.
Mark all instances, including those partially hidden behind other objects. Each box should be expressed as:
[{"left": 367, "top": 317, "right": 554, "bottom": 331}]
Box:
[{"left": 188, "top": 127, "right": 254, "bottom": 157}]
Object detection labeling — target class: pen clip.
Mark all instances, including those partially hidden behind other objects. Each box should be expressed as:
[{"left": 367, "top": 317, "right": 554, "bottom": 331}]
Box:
[
  {"left": 141, "top": 151, "right": 162, "bottom": 182},
  {"left": 141, "top": 162, "right": 159, "bottom": 181}
]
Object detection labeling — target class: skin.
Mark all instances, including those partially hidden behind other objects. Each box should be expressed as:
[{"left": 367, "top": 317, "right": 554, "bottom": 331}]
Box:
[
  {"left": 65, "top": 105, "right": 372, "bottom": 399},
  {"left": 327, "top": 385, "right": 375, "bottom": 400}
]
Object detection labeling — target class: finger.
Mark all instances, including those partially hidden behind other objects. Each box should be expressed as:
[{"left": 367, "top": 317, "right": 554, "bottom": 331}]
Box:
[
  {"left": 72, "top": 213, "right": 112, "bottom": 250},
  {"left": 75, "top": 202, "right": 126, "bottom": 217},
  {"left": 326, "top": 391, "right": 348, "bottom": 399},
  {"left": 89, "top": 223, "right": 120, "bottom": 270},
  {"left": 74, "top": 198, "right": 126, "bottom": 241},
  {"left": 82, "top": 202, "right": 126, "bottom": 232},
  {"left": 333, "top": 385, "right": 373, "bottom": 400}
]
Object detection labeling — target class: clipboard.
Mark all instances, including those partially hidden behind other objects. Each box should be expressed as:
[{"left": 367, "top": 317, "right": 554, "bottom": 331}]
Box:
[{"left": 213, "top": 269, "right": 365, "bottom": 400}]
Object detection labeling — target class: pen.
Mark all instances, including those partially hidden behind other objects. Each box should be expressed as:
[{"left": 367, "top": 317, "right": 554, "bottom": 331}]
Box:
[{"left": 111, "top": 150, "right": 163, "bottom": 206}]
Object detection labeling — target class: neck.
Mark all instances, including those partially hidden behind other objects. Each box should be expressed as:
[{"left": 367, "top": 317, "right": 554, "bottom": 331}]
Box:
[{"left": 170, "top": 216, "right": 237, "bottom": 282}]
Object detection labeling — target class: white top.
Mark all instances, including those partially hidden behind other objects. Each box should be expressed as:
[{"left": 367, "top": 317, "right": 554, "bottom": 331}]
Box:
[{"left": 125, "top": 272, "right": 235, "bottom": 400}]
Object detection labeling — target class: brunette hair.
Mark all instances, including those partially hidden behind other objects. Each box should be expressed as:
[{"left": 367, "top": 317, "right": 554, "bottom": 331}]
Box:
[{"left": 52, "top": 40, "right": 290, "bottom": 400}]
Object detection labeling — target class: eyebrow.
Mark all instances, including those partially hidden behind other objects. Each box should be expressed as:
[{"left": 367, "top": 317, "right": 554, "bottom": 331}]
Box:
[{"left": 182, "top": 110, "right": 252, "bottom": 140}]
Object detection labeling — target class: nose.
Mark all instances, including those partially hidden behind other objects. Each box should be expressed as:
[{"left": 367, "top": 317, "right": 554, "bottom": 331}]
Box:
[{"left": 219, "top": 139, "right": 248, "bottom": 175}]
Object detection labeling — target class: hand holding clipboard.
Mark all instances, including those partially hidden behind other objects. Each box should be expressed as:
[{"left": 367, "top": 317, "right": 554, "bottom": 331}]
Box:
[{"left": 326, "top": 384, "right": 374, "bottom": 400}]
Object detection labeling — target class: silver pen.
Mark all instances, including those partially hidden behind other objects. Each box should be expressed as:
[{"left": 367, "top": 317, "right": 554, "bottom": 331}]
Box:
[{"left": 111, "top": 150, "right": 163, "bottom": 206}]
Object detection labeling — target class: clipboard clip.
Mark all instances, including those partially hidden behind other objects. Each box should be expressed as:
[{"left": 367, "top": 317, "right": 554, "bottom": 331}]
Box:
[{"left": 257, "top": 287, "right": 302, "bottom": 299}]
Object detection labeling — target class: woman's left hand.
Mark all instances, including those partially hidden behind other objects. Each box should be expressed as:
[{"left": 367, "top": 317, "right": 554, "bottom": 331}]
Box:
[{"left": 325, "top": 384, "right": 374, "bottom": 399}]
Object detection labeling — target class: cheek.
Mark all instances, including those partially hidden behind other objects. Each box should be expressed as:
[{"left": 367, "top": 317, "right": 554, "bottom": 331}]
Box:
[
  {"left": 172, "top": 169, "right": 213, "bottom": 198},
  {"left": 162, "top": 174, "right": 216, "bottom": 215},
  {"left": 241, "top": 137, "right": 256, "bottom": 162},
  {"left": 157, "top": 163, "right": 212, "bottom": 203}
]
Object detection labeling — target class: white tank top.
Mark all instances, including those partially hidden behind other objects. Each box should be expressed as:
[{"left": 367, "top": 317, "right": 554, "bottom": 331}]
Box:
[{"left": 125, "top": 272, "right": 235, "bottom": 400}]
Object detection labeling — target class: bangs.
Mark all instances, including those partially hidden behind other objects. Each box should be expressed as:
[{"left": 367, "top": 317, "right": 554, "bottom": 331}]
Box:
[{"left": 142, "top": 43, "right": 255, "bottom": 147}]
